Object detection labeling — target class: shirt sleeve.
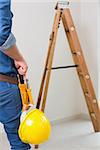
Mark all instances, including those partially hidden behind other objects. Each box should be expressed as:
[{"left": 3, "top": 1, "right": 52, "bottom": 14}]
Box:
[{"left": 0, "top": 0, "right": 16, "bottom": 51}]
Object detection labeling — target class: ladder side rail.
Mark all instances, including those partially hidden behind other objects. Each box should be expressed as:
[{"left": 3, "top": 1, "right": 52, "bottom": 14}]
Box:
[
  {"left": 62, "top": 9, "right": 100, "bottom": 131},
  {"left": 36, "top": 11, "right": 60, "bottom": 109},
  {"left": 36, "top": 32, "right": 54, "bottom": 109},
  {"left": 62, "top": 9, "right": 100, "bottom": 116},
  {"left": 63, "top": 9, "right": 100, "bottom": 111},
  {"left": 62, "top": 13, "right": 97, "bottom": 130},
  {"left": 62, "top": 15, "right": 98, "bottom": 131},
  {"left": 63, "top": 9, "right": 97, "bottom": 99},
  {"left": 41, "top": 9, "right": 62, "bottom": 112}
]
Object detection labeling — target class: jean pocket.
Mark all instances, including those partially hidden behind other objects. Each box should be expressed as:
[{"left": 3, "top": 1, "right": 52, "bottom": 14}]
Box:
[
  {"left": 0, "top": 82, "right": 18, "bottom": 94},
  {"left": 0, "top": 87, "right": 22, "bottom": 110},
  {"left": 0, "top": 87, "right": 22, "bottom": 123}
]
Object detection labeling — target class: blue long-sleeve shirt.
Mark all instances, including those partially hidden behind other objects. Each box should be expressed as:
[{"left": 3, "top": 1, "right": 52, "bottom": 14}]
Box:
[{"left": 0, "top": 0, "right": 17, "bottom": 76}]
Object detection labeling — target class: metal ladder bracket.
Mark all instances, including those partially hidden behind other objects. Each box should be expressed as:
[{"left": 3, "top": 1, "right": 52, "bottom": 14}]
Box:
[{"left": 55, "top": 1, "right": 70, "bottom": 10}]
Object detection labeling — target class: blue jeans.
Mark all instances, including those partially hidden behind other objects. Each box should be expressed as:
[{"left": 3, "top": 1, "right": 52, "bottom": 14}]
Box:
[{"left": 0, "top": 82, "right": 31, "bottom": 150}]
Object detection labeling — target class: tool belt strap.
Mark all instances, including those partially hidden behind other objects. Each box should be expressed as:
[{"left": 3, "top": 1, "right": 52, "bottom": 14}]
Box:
[{"left": 0, "top": 74, "right": 18, "bottom": 85}]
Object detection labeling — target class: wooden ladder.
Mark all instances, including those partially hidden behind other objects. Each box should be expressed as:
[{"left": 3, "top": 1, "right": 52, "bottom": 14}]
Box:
[{"left": 35, "top": 3, "right": 100, "bottom": 148}]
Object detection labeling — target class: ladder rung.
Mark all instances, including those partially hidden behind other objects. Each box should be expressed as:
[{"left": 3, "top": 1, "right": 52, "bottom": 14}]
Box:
[
  {"left": 72, "top": 51, "right": 81, "bottom": 56},
  {"left": 47, "top": 65, "right": 78, "bottom": 70},
  {"left": 78, "top": 72, "right": 90, "bottom": 80},
  {"left": 85, "top": 93, "right": 97, "bottom": 104},
  {"left": 91, "top": 113, "right": 96, "bottom": 120},
  {"left": 93, "top": 99, "right": 97, "bottom": 104},
  {"left": 85, "top": 75, "right": 90, "bottom": 80},
  {"left": 79, "top": 72, "right": 84, "bottom": 76},
  {"left": 85, "top": 92, "right": 90, "bottom": 97},
  {"left": 70, "top": 26, "right": 75, "bottom": 31}
]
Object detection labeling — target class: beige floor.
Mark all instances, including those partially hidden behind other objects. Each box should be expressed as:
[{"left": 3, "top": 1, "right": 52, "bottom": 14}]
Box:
[{"left": 0, "top": 119, "right": 100, "bottom": 150}]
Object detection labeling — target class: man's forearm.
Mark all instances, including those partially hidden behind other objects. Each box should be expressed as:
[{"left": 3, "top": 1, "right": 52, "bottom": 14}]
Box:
[
  {"left": 4, "top": 44, "right": 24, "bottom": 61},
  {"left": 4, "top": 44, "right": 28, "bottom": 75}
]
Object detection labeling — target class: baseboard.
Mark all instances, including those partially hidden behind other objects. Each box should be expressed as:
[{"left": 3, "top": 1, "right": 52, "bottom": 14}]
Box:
[
  {"left": 51, "top": 113, "right": 90, "bottom": 126},
  {"left": 81, "top": 113, "right": 90, "bottom": 120},
  {"left": 51, "top": 114, "right": 82, "bottom": 126}
]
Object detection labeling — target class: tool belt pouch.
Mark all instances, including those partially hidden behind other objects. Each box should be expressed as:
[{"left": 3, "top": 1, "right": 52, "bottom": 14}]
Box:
[
  {"left": 0, "top": 74, "right": 18, "bottom": 85},
  {"left": 18, "top": 75, "right": 34, "bottom": 111}
]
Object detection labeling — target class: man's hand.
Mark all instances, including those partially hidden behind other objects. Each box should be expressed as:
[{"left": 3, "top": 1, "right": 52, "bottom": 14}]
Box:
[{"left": 14, "top": 60, "right": 28, "bottom": 75}]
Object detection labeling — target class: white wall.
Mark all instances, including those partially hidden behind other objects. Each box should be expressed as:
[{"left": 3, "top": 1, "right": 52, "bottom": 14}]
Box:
[
  {"left": 0, "top": 1, "right": 99, "bottom": 146},
  {"left": 0, "top": 0, "right": 98, "bottom": 125},
  {"left": 0, "top": 0, "right": 99, "bottom": 134},
  {"left": 12, "top": 1, "right": 82, "bottom": 121}
]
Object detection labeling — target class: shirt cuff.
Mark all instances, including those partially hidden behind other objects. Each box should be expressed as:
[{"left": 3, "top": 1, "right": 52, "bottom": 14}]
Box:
[{"left": 0, "top": 33, "right": 16, "bottom": 51}]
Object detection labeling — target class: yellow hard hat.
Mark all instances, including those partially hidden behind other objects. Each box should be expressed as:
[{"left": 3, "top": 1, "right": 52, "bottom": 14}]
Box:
[{"left": 18, "top": 109, "right": 51, "bottom": 145}]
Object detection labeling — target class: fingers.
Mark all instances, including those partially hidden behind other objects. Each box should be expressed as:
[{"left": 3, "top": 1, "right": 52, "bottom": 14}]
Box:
[
  {"left": 18, "top": 63, "right": 28, "bottom": 75},
  {"left": 18, "top": 66, "right": 28, "bottom": 75},
  {"left": 14, "top": 60, "right": 28, "bottom": 75}
]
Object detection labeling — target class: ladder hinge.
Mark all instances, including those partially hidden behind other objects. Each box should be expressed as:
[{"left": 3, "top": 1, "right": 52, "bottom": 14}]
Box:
[{"left": 55, "top": 1, "right": 70, "bottom": 10}]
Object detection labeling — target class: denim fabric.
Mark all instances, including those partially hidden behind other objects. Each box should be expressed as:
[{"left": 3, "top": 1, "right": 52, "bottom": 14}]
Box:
[
  {"left": 0, "top": 50, "right": 17, "bottom": 75},
  {"left": 0, "top": 0, "right": 16, "bottom": 47},
  {"left": 0, "top": 82, "right": 31, "bottom": 150},
  {"left": 0, "top": 0, "right": 17, "bottom": 75}
]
